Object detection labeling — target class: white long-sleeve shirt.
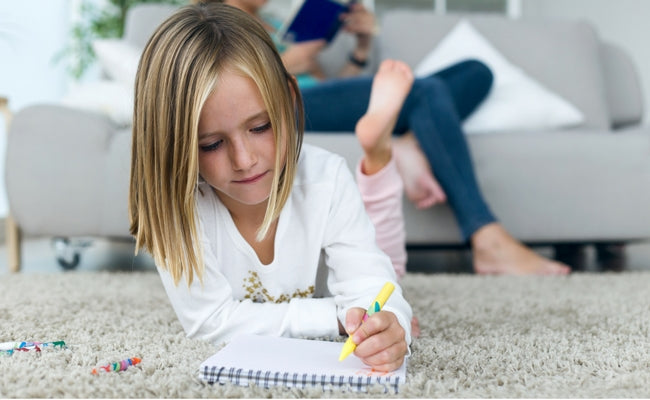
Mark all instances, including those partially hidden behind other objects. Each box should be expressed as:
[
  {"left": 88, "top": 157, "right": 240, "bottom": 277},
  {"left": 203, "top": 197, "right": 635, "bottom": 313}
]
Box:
[{"left": 157, "top": 144, "right": 412, "bottom": 346}]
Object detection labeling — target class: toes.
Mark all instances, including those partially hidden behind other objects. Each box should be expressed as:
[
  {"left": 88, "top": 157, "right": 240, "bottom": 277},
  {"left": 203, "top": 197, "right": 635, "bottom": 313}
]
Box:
[
  {"left": 432, "top": 186, "right": 446, "bottom": 202},
  {"left": 549, "top": 262, "right": 571, "bottom": 275}
]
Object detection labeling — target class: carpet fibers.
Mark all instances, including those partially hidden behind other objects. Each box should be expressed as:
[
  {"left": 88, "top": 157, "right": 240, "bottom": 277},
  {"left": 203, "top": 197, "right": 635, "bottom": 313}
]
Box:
[{"left": 1, "top": 271, "right": 650, "bottom": 398}]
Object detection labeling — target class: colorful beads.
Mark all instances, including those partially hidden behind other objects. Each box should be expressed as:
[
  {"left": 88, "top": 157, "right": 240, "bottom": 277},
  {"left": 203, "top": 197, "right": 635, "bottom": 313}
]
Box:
[{"left": 92, "top": 357, "right": 142, "bottom": 374}]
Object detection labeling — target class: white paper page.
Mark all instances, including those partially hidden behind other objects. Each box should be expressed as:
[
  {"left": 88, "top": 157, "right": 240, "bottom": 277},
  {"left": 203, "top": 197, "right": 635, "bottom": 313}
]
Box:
[{"left": 200, "top": 334, "right": 406, "bottom": 380}]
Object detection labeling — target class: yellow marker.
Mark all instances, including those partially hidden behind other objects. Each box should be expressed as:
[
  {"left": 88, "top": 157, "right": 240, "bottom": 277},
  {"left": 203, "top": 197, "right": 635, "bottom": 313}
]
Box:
[{"left": 338, "top": 282, "right": 395, "bottom": 361}]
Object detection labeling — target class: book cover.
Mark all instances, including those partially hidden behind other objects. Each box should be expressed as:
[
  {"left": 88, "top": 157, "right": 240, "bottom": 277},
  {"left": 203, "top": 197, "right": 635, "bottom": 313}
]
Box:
[
  {"left": 277, "top": 0, "right": 355, "bottom": 43},
  {"left": 199, "top": 334, "right": 406, "bottom": 393}
]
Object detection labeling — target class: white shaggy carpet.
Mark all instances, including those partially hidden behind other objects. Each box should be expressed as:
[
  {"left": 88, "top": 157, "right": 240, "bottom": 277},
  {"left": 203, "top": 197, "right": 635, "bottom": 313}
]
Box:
[{"left": 2, "top": 271, "right": 650, "bottom": 398}]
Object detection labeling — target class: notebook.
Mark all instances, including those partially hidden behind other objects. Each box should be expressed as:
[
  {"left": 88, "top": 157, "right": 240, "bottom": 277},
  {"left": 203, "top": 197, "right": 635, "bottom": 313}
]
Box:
[
  {"left": 276, "top": 0, "right": 356, "bottom": 43},
  {"left": 199, "top": 334, "right": 407, "bottom": 393}
]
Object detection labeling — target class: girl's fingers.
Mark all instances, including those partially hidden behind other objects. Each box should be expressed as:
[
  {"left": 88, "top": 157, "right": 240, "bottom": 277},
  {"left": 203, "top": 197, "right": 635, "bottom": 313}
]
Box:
[
  {"left": 345, "top": 307, "right": 367, "bottom": 335},
  {"left": 352, "top": 311, "right": 406, "bottom": 362},
  {"left": 358, "top": 341, "right": 408, "bottom": 372},
  {"left": 351, "top": 310, "right": 392, "bottom": 344}
]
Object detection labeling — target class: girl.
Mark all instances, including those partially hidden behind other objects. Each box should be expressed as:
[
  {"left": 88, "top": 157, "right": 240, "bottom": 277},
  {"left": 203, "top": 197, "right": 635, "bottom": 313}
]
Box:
[{"left": 129, "top": 3, "right": 412, "bottom": 371}]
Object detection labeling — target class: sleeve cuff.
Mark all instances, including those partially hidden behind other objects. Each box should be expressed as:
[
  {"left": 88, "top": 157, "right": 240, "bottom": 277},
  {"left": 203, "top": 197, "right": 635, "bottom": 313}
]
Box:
[
  {"left": 356, "top": 158, "right": 403, "bottom": 201},
  {"left": 288, "top": 297, "right": 339, "bottom": 338}
]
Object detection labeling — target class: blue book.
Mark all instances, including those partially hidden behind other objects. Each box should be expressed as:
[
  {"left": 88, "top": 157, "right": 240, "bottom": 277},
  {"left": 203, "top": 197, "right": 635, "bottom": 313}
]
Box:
[{"left": 277, "top": 0, "right": 356, "bottom": 43}]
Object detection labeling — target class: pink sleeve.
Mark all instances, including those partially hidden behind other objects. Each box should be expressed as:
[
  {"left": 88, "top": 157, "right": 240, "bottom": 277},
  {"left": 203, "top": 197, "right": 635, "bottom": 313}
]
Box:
[{"left": 356, "top": 158, "right": 407, "bottom": 279}]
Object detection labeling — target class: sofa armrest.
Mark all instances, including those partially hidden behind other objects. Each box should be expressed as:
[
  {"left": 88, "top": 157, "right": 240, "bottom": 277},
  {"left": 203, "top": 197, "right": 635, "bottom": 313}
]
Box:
[
  {"left": 5, "top": 105, "right": 116, "bottom": 236},
  {"left": 601, "top": 42, "right": 645, "bottom": 129}
]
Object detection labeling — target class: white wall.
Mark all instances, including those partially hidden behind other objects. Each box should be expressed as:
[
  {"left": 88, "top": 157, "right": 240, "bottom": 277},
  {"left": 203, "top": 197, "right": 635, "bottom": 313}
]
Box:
[
  {"left": 0, "top": 0, "right": 71, "bottom": 217},
  {"left": 0, "top": 0, "right": 70, "bottom": 111},
  {"left": 522, "top": 0, "right": 650, "bottom": 124}
]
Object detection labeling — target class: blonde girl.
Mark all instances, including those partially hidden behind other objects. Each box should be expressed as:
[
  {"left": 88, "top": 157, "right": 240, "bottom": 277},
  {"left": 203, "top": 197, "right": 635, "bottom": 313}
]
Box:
[{"left": 129, "top": 3, "right": 412, "bottom": 371}]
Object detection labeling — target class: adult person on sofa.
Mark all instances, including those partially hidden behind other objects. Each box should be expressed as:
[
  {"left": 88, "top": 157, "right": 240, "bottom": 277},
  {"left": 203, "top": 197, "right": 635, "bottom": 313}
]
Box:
[{"left": 211, "top": 0, "right": 570, "bottom": 276}]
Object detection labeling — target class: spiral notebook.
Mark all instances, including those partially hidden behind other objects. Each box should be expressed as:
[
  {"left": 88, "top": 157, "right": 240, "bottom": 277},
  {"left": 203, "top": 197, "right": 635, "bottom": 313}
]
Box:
[{"left": 199, "top": 334, "right": 406, "bottom": 393}]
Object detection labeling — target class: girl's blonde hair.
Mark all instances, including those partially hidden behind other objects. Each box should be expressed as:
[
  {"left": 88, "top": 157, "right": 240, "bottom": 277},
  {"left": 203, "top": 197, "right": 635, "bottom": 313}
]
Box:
[{"left": 129, "top": 3, "right": 304, "bottom": 286}]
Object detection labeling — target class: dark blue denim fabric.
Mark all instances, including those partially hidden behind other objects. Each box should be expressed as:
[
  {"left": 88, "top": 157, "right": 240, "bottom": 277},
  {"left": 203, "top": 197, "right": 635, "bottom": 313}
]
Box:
[{"left": 301, "top": 60, "right": 495, "bottom": 240}]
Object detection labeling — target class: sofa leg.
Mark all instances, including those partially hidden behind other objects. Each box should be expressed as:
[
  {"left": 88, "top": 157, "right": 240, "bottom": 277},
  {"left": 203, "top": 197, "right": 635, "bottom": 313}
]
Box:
[
  {"left": 553, "top": 243, "right": 587, "bottom": 271},
  {"left": 6, "top": 214, "right": 22, "bottom": 273}
]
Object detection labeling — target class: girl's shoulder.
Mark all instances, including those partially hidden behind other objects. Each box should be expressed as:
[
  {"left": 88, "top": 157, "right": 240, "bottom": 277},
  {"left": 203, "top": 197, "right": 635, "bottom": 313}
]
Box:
[
  {"left": 297, "top": 143, "right": 350, "bottom": 183},
  {"left": 291, "top": 144, "right": 353, "bottom": 205}
]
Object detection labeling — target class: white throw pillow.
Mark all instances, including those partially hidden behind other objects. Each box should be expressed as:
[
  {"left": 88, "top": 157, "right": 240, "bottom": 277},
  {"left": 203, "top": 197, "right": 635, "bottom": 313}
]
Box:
[
  {"left": 61, "top": 81, "right": 134, "bottom": 127},
  {"left": 414, "top": 19, "right": 584, "bottom": 134},
  {"left": 92, "top": 39, "right": 141, "bottom": 89}
]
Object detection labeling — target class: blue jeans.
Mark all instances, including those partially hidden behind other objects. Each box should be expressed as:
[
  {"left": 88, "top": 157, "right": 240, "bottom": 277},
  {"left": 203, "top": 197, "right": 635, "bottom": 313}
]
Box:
[{"left": 301, "top": 60, "right": 495, "bottom": 241}]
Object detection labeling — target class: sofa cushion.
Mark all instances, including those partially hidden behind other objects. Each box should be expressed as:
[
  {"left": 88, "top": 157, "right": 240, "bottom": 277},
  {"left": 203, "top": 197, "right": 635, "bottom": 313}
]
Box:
[
  {"left": 92, "top": 39, "right": 141, "bottom": 89},
  {"left": 304, "top": 129, "right": 650, "bottom": 244},
  {"left": 60, "top": 80, "right": 133, "bottom": 127},
  {"left": 379, "top": 11, "right": 611, "bottom": 130},
  {"left": 413, "top": 19, "right": 584, "bottom": 134}
]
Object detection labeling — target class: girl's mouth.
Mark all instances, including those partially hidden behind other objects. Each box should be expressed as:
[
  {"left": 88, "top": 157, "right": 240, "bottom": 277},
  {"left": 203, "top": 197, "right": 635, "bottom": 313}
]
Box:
[{"left": 234, "top": 171, "right": 268, "bottom": 184}]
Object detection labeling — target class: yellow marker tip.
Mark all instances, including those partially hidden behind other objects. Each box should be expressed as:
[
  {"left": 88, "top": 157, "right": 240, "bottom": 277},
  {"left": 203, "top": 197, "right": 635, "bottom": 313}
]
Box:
[{"left": 338, "top": 338, "right": 356, "bottom": 361}]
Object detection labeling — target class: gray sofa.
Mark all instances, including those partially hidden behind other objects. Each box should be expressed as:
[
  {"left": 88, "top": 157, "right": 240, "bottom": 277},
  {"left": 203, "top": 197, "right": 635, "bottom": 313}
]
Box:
[{"left": 6, "top": 4, "right": 650, "bottom": 272}]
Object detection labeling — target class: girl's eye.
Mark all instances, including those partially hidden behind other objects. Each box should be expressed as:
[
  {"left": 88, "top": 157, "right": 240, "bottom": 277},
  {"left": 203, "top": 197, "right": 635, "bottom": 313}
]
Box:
[
  {"left": 251, "top": 122, "right": 272, "bottom": 133},
  {"left": 200, "top": 140, "right": 223, "bottom": 152}
]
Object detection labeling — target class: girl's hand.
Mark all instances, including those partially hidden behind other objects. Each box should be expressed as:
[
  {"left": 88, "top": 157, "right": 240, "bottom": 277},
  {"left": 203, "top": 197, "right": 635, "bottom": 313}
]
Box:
[{"left": 344, "top": 307, "right": 408, "bottom": 372}]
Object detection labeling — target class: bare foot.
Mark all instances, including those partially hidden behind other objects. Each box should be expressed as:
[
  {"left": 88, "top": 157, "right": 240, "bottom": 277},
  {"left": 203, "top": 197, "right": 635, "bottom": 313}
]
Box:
[
  {"left": 411, "top": 316, "right": 421, "bottom": 338},
  {"left": 393, "top": 132, "right": 446, "bottom": 209},
  {"left": 356, "top": 59, "right": 414, "bottom": 175},
  {"left": 472, "top": 223, "right": 571, "bottom": 275}
]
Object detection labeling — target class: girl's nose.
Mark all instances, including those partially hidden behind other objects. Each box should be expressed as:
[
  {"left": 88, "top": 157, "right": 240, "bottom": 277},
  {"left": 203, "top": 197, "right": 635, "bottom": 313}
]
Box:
[{"left": 230, "top": 136, "right": 257, "bottom": 171}]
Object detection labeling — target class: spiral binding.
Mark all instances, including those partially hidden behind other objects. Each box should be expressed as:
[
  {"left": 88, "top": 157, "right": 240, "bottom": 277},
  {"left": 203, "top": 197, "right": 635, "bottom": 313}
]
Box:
[{"left": 200, "top": 366, "right": 400, "bottom": 393}]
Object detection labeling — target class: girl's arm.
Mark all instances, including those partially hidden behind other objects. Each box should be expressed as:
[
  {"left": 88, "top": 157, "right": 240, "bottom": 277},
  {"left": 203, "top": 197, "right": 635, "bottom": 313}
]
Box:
[
  {"left": 156, "top": 232, "right": 341, "bottom": 346},
  {"left": 321, "top": 158, "right": 413, "bottom": 348}
]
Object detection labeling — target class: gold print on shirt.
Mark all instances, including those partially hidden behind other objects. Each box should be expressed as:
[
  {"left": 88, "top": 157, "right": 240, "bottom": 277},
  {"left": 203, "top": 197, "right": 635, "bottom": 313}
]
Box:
[{"left": 243, "top": 271, "right": 314, "bottom": 303}]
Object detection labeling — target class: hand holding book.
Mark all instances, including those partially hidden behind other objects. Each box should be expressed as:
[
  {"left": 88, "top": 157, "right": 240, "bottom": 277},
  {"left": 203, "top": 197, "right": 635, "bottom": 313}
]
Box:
[
  {"left": 339, "top": 2, "right": 376, "bottom": 66},
  {"left": 339, "top": 2, "right": 377, "bottom": 40}
]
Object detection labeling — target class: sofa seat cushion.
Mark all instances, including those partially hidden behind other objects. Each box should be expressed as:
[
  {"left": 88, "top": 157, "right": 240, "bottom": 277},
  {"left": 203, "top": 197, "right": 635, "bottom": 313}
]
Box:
[
  {"left": 462, "top": 128, "right": 650, "bottom": 242},
  {"left": 304, "top": 129, "right": 650, "bottom": 244},
  {"left": 379, "top": 12, "right": 611, "bottom": 130}
]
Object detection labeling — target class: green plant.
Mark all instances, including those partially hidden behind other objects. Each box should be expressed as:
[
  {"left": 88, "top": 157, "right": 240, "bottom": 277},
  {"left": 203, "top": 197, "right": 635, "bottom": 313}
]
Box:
[{"left": 55, "top": 0, "right": 185, "bottom": 79}]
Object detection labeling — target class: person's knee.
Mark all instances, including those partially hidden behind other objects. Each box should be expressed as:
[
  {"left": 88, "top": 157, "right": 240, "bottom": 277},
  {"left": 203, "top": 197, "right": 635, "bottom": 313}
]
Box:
[
  {"left": 411, "top": 77, "right": 450, "bottom": 105},
  {"left": 458, "top": 59, "right": 494, "bottom": 95}
]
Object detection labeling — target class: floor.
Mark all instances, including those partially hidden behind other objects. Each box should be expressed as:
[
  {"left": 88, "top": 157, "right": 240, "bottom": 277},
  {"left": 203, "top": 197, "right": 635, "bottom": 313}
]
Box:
[{"left": 2, "top": 236, "right": 650, "bottom": 275}]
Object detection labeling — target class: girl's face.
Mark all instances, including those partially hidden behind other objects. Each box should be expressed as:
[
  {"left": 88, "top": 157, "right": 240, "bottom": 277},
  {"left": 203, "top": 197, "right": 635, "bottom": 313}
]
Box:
[{"left": 197, "top": 69, "right": 283, "bottom": 211}]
